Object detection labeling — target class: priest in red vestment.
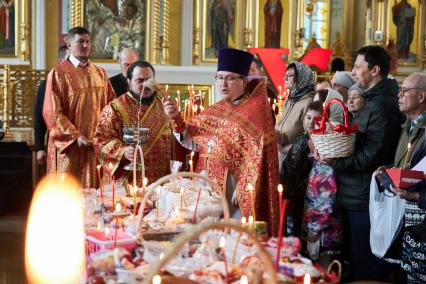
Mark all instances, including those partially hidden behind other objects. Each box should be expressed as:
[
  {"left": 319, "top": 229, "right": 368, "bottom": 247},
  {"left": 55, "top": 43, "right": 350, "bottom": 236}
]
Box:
[
  {"left": 163, "top": 48, "right": 279, "bottom": 235},
  {"left": 43, "top": 27, "right": 115, "bottom": 188},
  {"left": 94, "top": 61, "right": 173, "bottom": 188}
]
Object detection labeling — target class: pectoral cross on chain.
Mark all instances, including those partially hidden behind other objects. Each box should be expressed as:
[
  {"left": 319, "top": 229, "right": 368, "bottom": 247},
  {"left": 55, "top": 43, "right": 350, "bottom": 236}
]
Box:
[{"left": 207, "top": 139, "right": 216, "bottom": 153}]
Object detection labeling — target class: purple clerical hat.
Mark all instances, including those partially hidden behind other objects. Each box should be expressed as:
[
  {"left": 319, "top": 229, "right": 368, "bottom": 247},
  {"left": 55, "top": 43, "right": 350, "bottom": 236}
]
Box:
[{"left": 217, "top": 48, "right": 253, "bottom": 77}]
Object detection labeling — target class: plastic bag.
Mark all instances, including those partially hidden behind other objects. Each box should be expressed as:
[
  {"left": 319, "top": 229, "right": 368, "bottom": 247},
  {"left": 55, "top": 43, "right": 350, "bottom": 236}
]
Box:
[{"left": 369, "top": 173, "right": 406, "bottom": 258}]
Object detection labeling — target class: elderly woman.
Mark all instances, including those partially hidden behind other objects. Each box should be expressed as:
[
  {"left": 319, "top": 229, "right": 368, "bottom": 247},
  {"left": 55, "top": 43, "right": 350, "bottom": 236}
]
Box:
[
  {"left": 347, "top": 83, "right": 365, "bottom": 116},
  {"left": 331, "top": 71, "right": 357, "bottom": 103},
  {"left": 275, "top": 62, "right": 315, "bottom": 168}
]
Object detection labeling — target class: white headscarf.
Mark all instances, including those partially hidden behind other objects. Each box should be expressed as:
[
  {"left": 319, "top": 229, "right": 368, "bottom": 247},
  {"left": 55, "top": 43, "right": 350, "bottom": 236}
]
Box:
[{"left": 332, "top": 71, "right": 357, "bottom": 89}]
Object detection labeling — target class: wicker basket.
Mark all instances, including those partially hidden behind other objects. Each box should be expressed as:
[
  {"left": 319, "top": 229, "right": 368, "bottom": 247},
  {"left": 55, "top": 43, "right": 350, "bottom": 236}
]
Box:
[
  {"left": 143, "top": 220, "right": 278, "bottom": 284},
  {"left": 310, "top": 98, "right": 356, "bottom": 158},
  {"left": 136, "top": 172, "right": 230, "bottom": 242}
]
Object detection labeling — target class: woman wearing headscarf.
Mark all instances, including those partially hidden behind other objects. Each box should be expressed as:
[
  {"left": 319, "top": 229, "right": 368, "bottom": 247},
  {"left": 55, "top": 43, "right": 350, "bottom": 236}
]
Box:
[{"left": 275, "top": 62, "right": 315, "bottom": 168}]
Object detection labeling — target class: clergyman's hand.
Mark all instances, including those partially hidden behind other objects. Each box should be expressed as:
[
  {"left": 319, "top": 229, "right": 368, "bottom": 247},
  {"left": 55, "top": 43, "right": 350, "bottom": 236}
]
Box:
[
  {"left": 77, "top": 136, "right": 89, "bottom": 147},
  {"left": 124, "top": 146, "right": 135, "bottom": 161},
  {"left": 162, "top": 97, "right": 180, "bottom": 119},
  {"left": 36, "top": 150, "right": 47, "bottom": 165},
  {"left": 231, "top": 189, "right": 239, "bottom": 207}
]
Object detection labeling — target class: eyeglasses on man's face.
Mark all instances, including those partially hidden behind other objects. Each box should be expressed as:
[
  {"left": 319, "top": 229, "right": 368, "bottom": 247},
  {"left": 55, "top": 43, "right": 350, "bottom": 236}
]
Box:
[
  {"left": 398, "top": 87, "right": 424, "bottom": 97},
  {"left": 215, "top": 75, "right": 244, "bottom": 84}
]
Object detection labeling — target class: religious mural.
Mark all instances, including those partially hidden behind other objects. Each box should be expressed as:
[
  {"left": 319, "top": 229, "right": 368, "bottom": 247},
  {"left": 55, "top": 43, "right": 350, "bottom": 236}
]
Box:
[
  {"left": 392, "top": 0, "right": 415, "bottom": 61},
  {"left": 0, "top": 0, "right": 14, "bottom": 55},
  {"left": 84, "top": 0, "right": 146, "bottom": 60},
  {"left": 264, "top": 0, "right": 283, "bottom": 48},
  {"left": 203, "top": 0, "right": 238, "bottom": 60}
]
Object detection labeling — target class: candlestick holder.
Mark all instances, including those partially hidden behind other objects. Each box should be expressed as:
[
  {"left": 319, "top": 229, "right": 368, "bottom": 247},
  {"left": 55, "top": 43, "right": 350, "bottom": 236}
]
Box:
[{"left": 123, "top": 127, "right": 150, "bottom": 171}]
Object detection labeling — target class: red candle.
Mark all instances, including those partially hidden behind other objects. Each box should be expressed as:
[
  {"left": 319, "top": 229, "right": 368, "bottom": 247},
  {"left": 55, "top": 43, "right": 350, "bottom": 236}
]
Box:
[
  {"left": 277, "top": 184, "right": 283, "bottom": 216},
  {"left": 219, "top": 236, "right": 229, "bottom": 278},
  {"left": 276, "top": 199, "right": 288, "bottom": 269}
]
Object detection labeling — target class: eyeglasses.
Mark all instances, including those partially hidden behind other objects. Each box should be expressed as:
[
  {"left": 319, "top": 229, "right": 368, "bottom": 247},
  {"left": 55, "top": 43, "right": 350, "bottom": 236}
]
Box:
[
  {"left": 398, "top": 87, "right": 424, "bottom": 97},
  {"left": 284, "top": 74, "right": 295, "bottom": 80},
  {"left": 215, "top": 75, "right": 244, "bottom": 84}
]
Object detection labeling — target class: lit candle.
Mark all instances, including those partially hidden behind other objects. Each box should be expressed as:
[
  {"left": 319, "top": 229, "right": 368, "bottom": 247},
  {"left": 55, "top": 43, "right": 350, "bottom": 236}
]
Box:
[
  {"left": 272, "top": 103, "right": 276, "bottom": 113},
  {"left": 165, "top": 84, "right": 169, "bottom": 98},
  {"left": 268, "top": 98, "right": 271, "bottom": 104},
  {"left": 159, "top": 253, "right": 164, "bottom": 261},
  {"left": 240, "top": 275, "right": 248, "bottom": 284},
  {"left": 25, "top": 175, "right": 85, "bottom": 283},
  {"left": 153, "top": 274, "right": 162, "bottom": 284},
  {"left": 96, "top": 165, "right": 104, "bottom": 204},
  {"left": 114, "top": 203, "right": 121, "bottom": 248},
  {"left": 277, "top": 184, "right": 283, "bottom": 216},
  {"left": 248, "top": 215, "right": 254, "bottom": 232},
  {"left": 180, "top": 187, "right": 184, "bottom": 208},
  {"left": 304, "top": 273, "right": 311, "bottom": 284},
  {"left": 189, "top": 160, "right": 194, "bottom": 174},
  {"left": 276, "top": 199, "right": 288, "bottom": 269},
  {"left": 278, "top": 85, "right": 282, "bottom": 98},
  {"left": 403, "top": 142, "right": 412, "bottom": 169},
  {"left": 247, "top": 184, "right": 256, "bottom": 221},
  {"left": 97, "top": 221, "right": 101, "bottom": 230},
  {"left": 219, "top": 236, "right": 229, "bottom": 278},
  {"left": 177, "top": 90, "right": 181, "bottom": 110},
  {"left": 183, "top": 100, "right": 188, "bottom": 121},
  {"left": 156, "top": 187, "right": 161, "bottom": 219},
  {"left": 231, "top": 217, "right": 246, "bottom": 264}
]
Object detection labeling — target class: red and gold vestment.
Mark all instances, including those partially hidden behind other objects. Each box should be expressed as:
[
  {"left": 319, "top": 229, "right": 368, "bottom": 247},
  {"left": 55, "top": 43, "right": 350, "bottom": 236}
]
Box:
[
  {"left": 172, "top": 80, "right": 279, "bottom": 235},
  {"left": 43, "top": 60, "right": 115, "bottom": 188},
  {"left": 93, "top": 93, "right": 172, "bottom": 187}
]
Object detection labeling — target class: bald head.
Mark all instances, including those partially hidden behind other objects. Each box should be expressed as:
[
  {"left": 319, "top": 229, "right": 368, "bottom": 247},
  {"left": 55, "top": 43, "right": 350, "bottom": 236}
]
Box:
[{"left": 119, "top": 48, "right": 138, "bottom": 77}]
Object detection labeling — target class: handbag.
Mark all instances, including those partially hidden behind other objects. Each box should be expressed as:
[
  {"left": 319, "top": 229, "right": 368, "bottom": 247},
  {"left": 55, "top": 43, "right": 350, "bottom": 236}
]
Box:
[{"left": 401, "top": 218, "right": 426, "bottom": 282}]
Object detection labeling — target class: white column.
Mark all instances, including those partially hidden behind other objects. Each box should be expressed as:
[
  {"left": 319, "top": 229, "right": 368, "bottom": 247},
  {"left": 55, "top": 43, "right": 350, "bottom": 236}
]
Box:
[
  {"left": 180, "top": 0, "right": 193, "bottom": 66},
  {"left": 33, "top": 0, "right": 46, "bottom": 69}
]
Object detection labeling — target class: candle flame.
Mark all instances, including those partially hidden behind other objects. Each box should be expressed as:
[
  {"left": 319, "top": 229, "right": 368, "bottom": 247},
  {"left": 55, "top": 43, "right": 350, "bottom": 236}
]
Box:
[
  {"left": 159, "top": 253, "right": 164, "bottom": 260},
  {"left": 97, "top": 221, "right": 101, "bottom": 229},
  {"left": 180, "top": 187, "right": 184, "bottom": 194},
  {"left": 165, "top": 84, "right": 168, "bottom": 91},
  {"left": 177, "top": 90, "right": 180, "bottom": 95},
  {"left": 108, "top": 162, "right": 113, "bottom": 170},
  {"left": 247, "top": 184, "right": 253, "bottom": 191},
  {"left": 408, "top": 142, "right": 411, "bottom": 149},
  {"left": 240, "top": 275, "right": 248, "bottom": 284},
  {"left": 304, "top": 273, "right": 311, "bottom": 284},
  {"left": 191, "top": 151, "right": 194, "bottom": 159},
  {"left": 25, "top": 175, "right": 85, "bottom": 283},
  {"left": 116, "top": 203, "right": 121, "bottom": 212},
  {"left": 219, "top": 236, "right": 226, "bottom": 248},
  {"left": 143, "top": 177, "right": 148, "bottom": 186},
  {"left": 153, "top": 275, "right": 162, "bottom": 284},
  {"left": 278, "top": 184, "right": 283, "bottom": 193},
  {"left": 105, "top": 226, "right": 110, "bottom": 236},
  {"left": 241, "top": 217, "right": 247, "bottom": 224},
  {"left": 189, "top": 160, "right": 193, "bottom": 166},
  {"left": 96, "top": 164, "right": 101, "bottom": 170},
  {"left": 248, "top": 215, "right": 254, "bottom": 224}
]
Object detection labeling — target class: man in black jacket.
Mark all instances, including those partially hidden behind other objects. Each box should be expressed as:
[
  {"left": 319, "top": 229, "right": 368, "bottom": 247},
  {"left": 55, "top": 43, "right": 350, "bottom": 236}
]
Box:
[
  {"left": 317, "top": 45, "right": 405, "bottom": 282},
  {"left": 33, "top": 45, "right": 69, "bottom": 166},
  {"left": 109, "top": 48, "right": 138, "bottom": 97}
]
